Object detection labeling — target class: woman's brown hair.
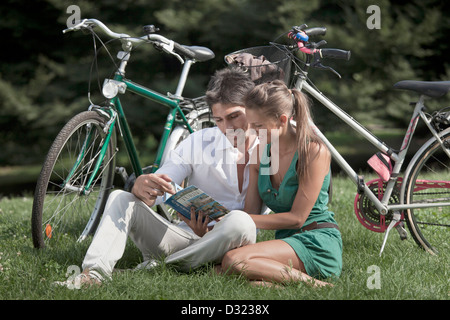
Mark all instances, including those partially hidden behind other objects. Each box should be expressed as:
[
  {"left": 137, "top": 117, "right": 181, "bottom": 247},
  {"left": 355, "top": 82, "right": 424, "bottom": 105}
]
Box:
[{"left": 244, "top": 80, "right": 324, "bottom": 181}]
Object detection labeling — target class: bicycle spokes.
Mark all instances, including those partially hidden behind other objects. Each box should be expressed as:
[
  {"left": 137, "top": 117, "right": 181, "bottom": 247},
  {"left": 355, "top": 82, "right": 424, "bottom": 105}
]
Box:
[{"left": 40, "top": 118, "right": 115, "bottom": 245}]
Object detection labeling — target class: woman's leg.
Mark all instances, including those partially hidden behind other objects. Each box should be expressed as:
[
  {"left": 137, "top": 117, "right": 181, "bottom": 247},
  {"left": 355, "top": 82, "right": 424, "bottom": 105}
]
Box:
[
  {"left": 164, "top": 210, "right": 257, "bottom": 271},
  {"left": 221, "top": 239, "right": 332, "bottom": 287}
]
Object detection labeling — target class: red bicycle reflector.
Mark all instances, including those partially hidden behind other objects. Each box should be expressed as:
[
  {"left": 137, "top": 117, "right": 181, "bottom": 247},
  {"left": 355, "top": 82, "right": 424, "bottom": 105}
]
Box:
[{"left": 45, "top": 224, "right": 52, "bottom": 239}]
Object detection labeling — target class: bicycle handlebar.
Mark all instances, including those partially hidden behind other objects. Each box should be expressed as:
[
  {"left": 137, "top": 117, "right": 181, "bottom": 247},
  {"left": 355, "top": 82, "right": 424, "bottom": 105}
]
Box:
[
  {"left": 63, "top": 19, "right": 197, "bottom": 62},
  {"left": 321, "top": 48, "right": 351, "bottom": 61},
  {"left": 288, "top": 24, "right": 351, "bottom": 77},
  {"left": 304, "top": 27, "right": 327, "bottom": 37},
  {"left": 63, "top": 19, "right": 137, "bottom": 41},
  {"left": 289, "top": 25, "right": 350, "bottom": 61}
]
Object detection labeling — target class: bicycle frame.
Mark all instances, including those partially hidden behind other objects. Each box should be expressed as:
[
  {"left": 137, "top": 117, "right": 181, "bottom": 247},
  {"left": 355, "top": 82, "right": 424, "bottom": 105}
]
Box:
[
  {"left": 63, "top": 64, "right": 195, "bottom": 194},
  {"left": 294, "top": 75, "right": 450, "bottom": 254},
  {"left": 294, "top": 77, "right": 450, "bottom": 215},
  {"left": 111, "top": 73, "right": 194, "bottom": 175}
]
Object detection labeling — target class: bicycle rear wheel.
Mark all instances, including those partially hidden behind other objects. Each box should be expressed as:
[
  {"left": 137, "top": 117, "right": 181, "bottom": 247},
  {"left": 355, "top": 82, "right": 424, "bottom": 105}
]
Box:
[
  {"left": 32, "top": 111, "right": 116, "bottom": 248},
  {"left": 403, "top": 128, "right": 450, "bottom": 254}
]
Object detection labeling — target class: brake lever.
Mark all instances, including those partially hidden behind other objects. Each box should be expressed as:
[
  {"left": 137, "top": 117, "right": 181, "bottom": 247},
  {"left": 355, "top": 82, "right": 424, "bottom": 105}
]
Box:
[
  {"left": 62, "top": 19, "right": 89, "bottom": 33},
  {"left": 314, "top": 63, "right": 342, "bottom": 78},
  {"left": 311, "top": 51, "right": 341, "bottom": 78},
  {"left": 160, "top": 41, "right": 185, "bottom": 64},
  {"left": 310, "top": 40, "right": 327, "bottom": 49}
]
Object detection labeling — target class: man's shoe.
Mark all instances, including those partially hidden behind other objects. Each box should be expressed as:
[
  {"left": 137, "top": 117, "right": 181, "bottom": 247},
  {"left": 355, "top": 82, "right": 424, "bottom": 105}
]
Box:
[{"left": 53, "top": 269, "right": 102, "bottom": 289}]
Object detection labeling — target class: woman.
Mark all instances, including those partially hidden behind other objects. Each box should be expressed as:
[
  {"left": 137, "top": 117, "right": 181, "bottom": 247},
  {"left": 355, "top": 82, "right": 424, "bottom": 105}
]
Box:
[{"left": 220, "top": 80, "right": 342, "bottom": 287}]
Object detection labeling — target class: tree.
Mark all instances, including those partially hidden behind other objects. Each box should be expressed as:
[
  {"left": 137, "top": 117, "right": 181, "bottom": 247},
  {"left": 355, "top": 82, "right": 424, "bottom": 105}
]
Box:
[{"left": 0, "top": 0, "right": 449, "bottom": 167}]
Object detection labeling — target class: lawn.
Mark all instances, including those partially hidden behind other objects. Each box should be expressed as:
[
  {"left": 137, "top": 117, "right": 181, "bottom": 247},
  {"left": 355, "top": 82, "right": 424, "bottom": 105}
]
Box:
[{"left": 0, "top": 175, "right": 448, "bottom": 305}]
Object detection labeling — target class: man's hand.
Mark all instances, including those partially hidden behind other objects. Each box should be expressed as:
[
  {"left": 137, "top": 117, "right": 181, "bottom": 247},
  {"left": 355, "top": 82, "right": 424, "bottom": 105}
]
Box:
[
  {"left": 177, "top": 207, "right": 210, "bottom": 237},
  {"left": 131, "top": 173, "right": 175, "bottom": 207}
]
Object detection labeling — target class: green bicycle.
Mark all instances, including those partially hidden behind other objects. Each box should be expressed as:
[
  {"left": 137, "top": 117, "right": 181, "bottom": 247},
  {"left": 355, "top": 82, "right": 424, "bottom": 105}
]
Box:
[{"left": 31, "top": 19, "right": 215, "bottom": 249}]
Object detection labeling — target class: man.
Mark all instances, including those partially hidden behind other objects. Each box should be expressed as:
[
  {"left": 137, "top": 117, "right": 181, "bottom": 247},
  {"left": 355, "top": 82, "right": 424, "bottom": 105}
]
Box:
[{"left": 60, "top": 67, "right": 262, "bottom": 286}]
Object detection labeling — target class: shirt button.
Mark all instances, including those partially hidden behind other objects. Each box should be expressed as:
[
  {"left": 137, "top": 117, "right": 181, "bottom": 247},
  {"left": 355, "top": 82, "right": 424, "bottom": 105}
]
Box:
[{"left": 267, "top": 189, "right": 271, "bottom": 193}]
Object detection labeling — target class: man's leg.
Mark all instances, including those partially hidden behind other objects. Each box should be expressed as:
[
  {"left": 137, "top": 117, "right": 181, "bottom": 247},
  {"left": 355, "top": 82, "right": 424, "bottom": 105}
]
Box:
[
  {"left": 164, "top": 210, "right": 257, "bottom": 271},
  {"left": 82, "top": 190, "right": 198, "bottom": 279}
]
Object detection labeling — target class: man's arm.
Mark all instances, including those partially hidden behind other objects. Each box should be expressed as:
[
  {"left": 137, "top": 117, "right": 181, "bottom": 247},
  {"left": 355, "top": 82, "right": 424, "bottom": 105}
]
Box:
[
  {"left": 132, "top": 134, "right": 195, "bottom": 207},
  {"left": 132, "top": 173, "right": 175, "bottom": 207},
  {"left": 132, "top": 134, "right": 194, "bottom": 206}
]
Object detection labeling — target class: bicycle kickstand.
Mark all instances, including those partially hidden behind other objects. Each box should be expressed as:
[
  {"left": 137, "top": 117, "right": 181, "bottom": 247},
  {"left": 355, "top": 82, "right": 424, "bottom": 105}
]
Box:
[{"left": 379, "top": 211, "right": 403, "bottom": 256}]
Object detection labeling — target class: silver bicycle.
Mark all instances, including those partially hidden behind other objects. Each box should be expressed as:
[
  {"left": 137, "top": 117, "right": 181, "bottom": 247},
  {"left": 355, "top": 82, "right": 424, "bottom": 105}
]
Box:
[{"left": 227, "top": 24, "right": 450, "bottom": 255}]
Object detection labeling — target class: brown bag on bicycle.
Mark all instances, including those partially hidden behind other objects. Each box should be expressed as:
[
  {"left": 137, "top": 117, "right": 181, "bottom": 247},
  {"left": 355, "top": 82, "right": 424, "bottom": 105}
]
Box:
[{"left": 225, "top": 52, "right": 285, "bottom": 83}]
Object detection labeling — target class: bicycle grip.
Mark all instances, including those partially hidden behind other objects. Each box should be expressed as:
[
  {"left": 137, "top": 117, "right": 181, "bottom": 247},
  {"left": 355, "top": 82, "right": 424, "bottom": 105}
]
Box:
[
  {"left": 321, "top": 48, "right": 351, "bottom": 61},
  {"left": 305, "top": 27, "right": 327, "bottom": 37}
]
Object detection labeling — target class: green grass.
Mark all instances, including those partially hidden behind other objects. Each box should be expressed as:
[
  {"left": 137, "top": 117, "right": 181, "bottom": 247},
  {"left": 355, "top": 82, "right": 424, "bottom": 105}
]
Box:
[{"left": 0, "top": 176, "right": 448, "bottom": 301}]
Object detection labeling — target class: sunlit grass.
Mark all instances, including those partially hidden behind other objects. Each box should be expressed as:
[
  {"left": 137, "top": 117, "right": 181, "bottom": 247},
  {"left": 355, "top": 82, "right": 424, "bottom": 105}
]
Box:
[{"left": 0, "top": 176, "right": 448, "bottom": 302}]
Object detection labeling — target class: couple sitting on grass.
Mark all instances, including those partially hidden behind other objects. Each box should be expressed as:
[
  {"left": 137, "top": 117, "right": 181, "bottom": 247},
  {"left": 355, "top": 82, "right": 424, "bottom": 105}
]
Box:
[{"left": 58, "top": 67, "right": 342, "bottom": 288}]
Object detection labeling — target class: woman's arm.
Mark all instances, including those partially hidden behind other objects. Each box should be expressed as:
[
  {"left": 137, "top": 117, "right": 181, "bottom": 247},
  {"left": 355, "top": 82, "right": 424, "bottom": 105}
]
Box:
[
  {"left": 243, "top": 161, "right": 264, "bottom": 215},
  {"left": 250, "top": 143, "right": 330, "bottom": 230}
]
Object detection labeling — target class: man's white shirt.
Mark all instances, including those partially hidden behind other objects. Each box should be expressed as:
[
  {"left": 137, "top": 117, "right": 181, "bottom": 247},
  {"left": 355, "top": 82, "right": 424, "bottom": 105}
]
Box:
[{"left": 155, "top": 127, "right": 259, "bottom": 212}]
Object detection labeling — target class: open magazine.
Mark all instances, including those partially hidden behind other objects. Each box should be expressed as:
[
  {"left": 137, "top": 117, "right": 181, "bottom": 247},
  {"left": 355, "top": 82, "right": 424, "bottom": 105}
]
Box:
[{"left": 163, "top": 183, "right": 229, "bottom": 220}]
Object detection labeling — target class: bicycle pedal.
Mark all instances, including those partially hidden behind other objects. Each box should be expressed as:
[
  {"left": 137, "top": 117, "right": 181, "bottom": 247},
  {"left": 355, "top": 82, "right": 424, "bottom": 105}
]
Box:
[{"left": 357, "top": 175, "right": 365, "bottom": 194}]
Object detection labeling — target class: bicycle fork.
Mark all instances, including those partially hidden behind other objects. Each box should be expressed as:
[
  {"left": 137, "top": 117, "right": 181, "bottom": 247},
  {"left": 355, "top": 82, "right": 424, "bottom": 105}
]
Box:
[{"left": 62, "top": 107, "right": 117, "bottom": 195}]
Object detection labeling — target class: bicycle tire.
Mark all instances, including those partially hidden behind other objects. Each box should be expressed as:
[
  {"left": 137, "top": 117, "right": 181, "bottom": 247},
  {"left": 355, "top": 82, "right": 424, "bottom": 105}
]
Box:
[
  {"left": 403, "top": 128, "right": 450, "bottom": 254},
  {"left": 31, "top": 111, "right": 116, "bottom": 248},
  {"left": 157, "top": 108, "right": 215, "bottom": 221}
]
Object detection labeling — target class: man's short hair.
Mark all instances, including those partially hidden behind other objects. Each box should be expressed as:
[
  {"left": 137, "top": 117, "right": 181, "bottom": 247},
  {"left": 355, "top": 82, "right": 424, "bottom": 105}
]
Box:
[{"left": 205, "top": 67, "right": 255, "bottom": 107}]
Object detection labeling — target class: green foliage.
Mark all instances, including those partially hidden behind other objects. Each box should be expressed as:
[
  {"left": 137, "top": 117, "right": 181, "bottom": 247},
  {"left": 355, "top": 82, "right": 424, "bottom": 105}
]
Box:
[{"left": 1, "top": 0, "right": 449, "bottom": 166}]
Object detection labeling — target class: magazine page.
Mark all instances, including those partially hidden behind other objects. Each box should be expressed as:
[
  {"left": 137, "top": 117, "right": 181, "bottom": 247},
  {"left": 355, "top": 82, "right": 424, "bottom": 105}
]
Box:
[{"left": 164, "top": 184, "right": 229, "bottom": 220}]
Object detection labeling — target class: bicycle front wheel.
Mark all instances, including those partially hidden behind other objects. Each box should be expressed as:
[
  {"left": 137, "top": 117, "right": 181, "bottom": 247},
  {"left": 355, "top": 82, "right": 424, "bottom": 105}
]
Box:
[
  {"left": 32, "top": 111, "right": 116, "bottom": 248},
  {"left": 403, "top": 128, "right": 450, "bottom": 254}
]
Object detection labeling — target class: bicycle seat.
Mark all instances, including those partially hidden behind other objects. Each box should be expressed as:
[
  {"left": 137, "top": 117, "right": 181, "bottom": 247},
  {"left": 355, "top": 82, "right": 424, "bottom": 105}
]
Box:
[
  {"left": 183, "top": 45, "right": 215, "bottom": 62},
  {"left": 394, "top": 80, "right": 450, "bottom": 98}
]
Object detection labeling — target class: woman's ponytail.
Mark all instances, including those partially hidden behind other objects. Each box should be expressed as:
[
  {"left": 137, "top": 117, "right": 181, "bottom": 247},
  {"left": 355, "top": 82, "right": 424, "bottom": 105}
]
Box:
[{"left": 291, "top": 89, "right": 321, "bottom": 180}]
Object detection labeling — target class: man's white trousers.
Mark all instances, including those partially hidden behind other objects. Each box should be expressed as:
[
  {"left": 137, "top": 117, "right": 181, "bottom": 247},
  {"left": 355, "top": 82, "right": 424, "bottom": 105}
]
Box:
[{"left": 82, "top": 190, "right": 256, "bottom": 279}]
